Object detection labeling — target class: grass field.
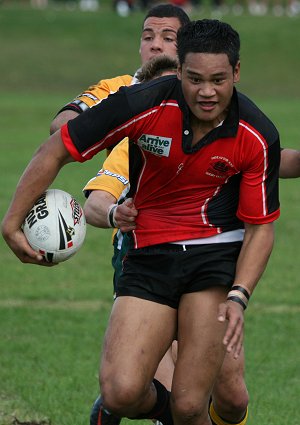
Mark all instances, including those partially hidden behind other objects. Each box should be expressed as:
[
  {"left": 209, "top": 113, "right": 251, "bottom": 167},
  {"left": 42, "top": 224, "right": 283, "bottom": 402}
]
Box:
[{"left": 0, "top": 4, "right": 300, "bottom": 425}]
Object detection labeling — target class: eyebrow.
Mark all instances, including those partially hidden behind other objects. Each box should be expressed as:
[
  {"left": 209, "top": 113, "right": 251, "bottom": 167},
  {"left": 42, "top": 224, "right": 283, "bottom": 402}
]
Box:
[
  {"left": 142, "top": 28, "right": 178, "bottom": 34},
  {"left": 186, "top": 70, "right": 228, "bottom": 77}
]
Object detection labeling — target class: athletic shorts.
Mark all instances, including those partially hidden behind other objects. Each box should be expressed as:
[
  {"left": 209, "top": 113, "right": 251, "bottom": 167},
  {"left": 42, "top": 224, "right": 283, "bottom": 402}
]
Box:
[{"left": 116, "top": 241, "right": 242, "bottom": 309}]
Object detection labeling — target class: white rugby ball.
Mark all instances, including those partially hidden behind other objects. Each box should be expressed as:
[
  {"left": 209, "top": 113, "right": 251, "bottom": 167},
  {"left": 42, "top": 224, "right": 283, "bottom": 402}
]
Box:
[{"left": 23, "top": 189, "right": 86, "bottom": 263}]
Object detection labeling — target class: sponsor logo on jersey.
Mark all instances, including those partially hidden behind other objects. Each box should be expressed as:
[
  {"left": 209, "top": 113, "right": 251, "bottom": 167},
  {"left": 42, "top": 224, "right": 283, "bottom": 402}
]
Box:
[
  {"left": 138, "top": 134, "right": 172, "bottom": 157},
  {"left": 206, "top": 156, "right": 235, "bottom": 179},
  {"left": 97, "top": 169, "right": 129, "bottom": 185},
  {"left": 77, "top": 92, "right": 98, "bottom": 101}
]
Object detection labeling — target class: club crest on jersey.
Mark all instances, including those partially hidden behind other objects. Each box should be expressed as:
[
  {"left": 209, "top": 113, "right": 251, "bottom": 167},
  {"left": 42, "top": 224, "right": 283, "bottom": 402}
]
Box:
[
  {"left": 206, "top": 156, "right": 235, "bottom": 179},
  {"left": 138, "top": 134, "right": 172, "bottom": 157}
]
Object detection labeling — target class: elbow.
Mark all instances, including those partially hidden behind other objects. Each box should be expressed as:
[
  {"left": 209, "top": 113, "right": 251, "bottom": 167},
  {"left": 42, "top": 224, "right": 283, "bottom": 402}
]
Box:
[
  {"left": 279, "top": 149, "right": 300, "bottom": 178},
  {"left": 50, "top": 119, "right": 59, "bottom": 135},
  {"left": 49, "top": 110, "right": 79, "bottom": 135}
]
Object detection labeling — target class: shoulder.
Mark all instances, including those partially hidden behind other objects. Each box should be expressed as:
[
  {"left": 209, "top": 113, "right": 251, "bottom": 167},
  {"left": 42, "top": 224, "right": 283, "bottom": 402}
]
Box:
[
  {"left": 120, "top": 75, "right": 181, "bottom": 111},
  {"left": 237, "top": 91, "right": 279, "bottom": 142},
  {"left": 97, "top": 75, "right": 133, "bottom": 91},
  {"left": 126, "top": 74, "right": 179, "bottom": 95}
]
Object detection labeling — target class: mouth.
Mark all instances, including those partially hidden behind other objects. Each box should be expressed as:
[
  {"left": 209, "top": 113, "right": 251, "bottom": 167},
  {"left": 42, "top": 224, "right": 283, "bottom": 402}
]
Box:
[{"left": 198, "top": 101, "right": 217, "bottom": 111}]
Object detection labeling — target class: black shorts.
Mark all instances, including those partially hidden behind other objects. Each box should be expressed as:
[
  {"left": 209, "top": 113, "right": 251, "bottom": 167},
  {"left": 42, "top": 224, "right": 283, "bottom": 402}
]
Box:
[{"left": 116, "top": 241, "right": 242, "bottom": 309}]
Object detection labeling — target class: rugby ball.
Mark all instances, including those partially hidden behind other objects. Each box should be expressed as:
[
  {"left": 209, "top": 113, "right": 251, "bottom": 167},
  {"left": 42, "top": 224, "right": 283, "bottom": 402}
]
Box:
[{"left": 23, "top": 189, "right": 86, "bottom": 263}]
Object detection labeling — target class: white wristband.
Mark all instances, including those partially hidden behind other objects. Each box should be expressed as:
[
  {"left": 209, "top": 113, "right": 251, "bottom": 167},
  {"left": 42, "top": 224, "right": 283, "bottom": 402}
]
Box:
[{"left": 107, "top": 204, "right": 118, "bottom": 228}]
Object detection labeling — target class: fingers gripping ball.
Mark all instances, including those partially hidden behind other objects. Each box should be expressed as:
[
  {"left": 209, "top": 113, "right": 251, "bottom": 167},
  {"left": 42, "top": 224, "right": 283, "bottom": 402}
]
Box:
[{"left": 23, "top": 189, "right": 86, "bottom": 263}]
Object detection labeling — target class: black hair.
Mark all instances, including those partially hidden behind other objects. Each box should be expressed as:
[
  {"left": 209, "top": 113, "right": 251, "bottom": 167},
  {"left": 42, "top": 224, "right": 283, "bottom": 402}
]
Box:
[
  {"left": 143, "top": 3, "right": 190, "bottom": 28},
  {"left": 177, "top": 19, "right": 240, "bottom": 69}
]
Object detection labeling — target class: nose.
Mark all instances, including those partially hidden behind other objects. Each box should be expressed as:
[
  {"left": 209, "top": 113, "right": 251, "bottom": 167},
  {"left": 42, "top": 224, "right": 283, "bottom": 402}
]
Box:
[
  {"left": 198, "top": 82, "right": 216, "bottom": 97},
  {"left": 150, "top": 37, "right": 163, "bottom": 52}
]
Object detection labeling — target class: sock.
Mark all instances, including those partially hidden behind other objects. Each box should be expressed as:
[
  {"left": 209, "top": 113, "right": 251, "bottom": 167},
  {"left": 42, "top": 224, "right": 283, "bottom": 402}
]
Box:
[
  {"left": 129, "top": 379, "right": 173, "bottom": 425},
  {"left": 90, "top": 396, "right": 121, "bottom": 425},
  {"left": 209, "top": 401, "right": 248, "bottom": 425}
]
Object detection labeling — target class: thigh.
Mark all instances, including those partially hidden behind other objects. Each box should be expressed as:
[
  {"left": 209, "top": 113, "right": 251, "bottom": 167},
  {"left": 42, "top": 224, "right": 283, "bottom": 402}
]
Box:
[
  {"left": 172, "top": 287, "right": 228, "bottom": 408},
  {"left": 101, "top": 296, "right": 177, "bottom": 389}
]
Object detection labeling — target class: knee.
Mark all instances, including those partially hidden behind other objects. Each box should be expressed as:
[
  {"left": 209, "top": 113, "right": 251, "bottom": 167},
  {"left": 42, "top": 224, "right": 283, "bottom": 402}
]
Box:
[
  {"left": 216, "top": 384, "right": 249, "bottom": 413},
  {"left": 229, "top": 392, "right": 249, "bottom": 414},
  {"left": 212, "top": 384, "right": 249, "bottom": 419},
  {"left": 171, "top": 394, "right": 209, "bottom": 424},
  {"left": 213, "top": 357, "right": 249, "bottom": 417},
  {"left": 100, "top": 375, "right": 146, "bottom": 416}
]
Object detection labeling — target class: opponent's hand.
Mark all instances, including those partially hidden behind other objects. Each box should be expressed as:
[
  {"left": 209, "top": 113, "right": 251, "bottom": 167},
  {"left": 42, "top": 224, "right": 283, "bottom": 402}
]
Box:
[
  {"left": 114, "top": 198, "right": 138, "bottom": 232},
  {"left": 2, "top": 227, "right": 56, "bottom": 266},
  {"left": 217, "top": 300, "right": 244, "bottom": 359}
]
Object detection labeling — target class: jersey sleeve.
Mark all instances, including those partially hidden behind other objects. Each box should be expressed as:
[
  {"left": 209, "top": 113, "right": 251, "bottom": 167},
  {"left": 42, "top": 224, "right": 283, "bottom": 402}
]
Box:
[
  {"left": 83, "top": 138, "right": 129, "bottom": 200},
  {"left": 61, "top": 86, "right": 135, "bottom": 161},
  {"left": 56, "top": 75, "right": 133, "bottom": 115},
  {"left": 237, "top": 130, "right": 280, "bottom": 224}
]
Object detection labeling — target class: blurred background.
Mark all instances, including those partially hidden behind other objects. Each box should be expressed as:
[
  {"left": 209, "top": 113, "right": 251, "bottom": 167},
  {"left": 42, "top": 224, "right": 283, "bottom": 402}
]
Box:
[{"left": 0, "top": 2, "right": 299, "bottom": 425}]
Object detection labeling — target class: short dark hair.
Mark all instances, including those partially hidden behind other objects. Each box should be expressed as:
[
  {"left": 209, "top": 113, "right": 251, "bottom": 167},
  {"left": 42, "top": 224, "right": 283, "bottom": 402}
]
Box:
[
  {"left": 177, "top": 19, "right": 240, "bottom": 69},
  {"left": 143, "top": 3, "right": 190, "bottom": 28},
  {"left": 136, "top": 55, "right": 178, "bottom": 83}
]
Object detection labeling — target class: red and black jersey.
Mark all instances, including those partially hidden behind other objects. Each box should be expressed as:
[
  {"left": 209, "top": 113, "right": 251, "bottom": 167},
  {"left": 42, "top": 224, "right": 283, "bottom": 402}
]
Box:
[{"left": 61, "top": 75, "right": 280, "bottom": 248}]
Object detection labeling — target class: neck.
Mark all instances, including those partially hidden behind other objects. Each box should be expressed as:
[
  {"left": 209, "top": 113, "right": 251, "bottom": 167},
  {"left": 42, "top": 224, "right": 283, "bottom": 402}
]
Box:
[{"left": 193, "top": 115, "right": 223, "bottom": 130}]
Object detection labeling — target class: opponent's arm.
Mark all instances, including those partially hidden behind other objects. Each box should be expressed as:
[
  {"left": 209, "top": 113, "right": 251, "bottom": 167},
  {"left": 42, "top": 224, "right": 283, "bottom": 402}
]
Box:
[
  {"left": 280, "top": 148, "right": 300, "bottom": 178},
  {"left": 84, "top": 190, "right": 117, "bottom": 228},
  {"left": 84, "top": 192, "right": 137, "bottom": 232},
  {"left": 83, "top": 138, "right": 137, "bottom": 232},
  {"left": 50, "top": 75, "right": 133, "bottom": 134},
  {"left": 218, "top": 222, "right": 274, "bottom": 358},
  {"left": 1, "top": 131, "right": 73, "bottom": 265}
]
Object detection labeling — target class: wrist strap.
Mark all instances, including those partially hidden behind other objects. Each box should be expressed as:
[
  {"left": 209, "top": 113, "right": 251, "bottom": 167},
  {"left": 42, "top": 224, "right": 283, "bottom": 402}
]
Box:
[
  {"left": 227, "top": 285, "right": 250, "bottom": 310},
  {"left": 231, "top": 285, "right": 250, "bottom": 300},
  {"left": 227, "top": 295, "right": 247, "bottom": 310},
  {"left": 107, "top": 204, "right": 118, "bottom": 228}
]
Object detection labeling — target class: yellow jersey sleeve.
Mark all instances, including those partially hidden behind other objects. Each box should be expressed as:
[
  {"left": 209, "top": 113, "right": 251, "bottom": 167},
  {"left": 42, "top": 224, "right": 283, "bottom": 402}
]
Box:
[
  {"left": 74, "top": 75, "right": 133, "bottom": 109},
  {"left": 83, "top": 138, "right": 129, "bottom": 201},
  {"left": 57, "top": 75, "right": 133, "bottom": 114}
]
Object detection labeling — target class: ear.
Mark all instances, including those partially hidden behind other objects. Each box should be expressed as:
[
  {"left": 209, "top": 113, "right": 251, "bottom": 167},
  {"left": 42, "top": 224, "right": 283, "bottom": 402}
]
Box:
[
  {"left": 177, "top": 65, "right": 182, "bottom": 81},
  {"left": 233, "top": 61, "right": 240, "bottom": 83}
]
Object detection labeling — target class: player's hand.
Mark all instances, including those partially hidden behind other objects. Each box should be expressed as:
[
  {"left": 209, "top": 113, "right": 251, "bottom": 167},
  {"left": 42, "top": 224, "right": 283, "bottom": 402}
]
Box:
[
  {"left": 114, "top": 198, "right": 138, "bottom": 232},
  {"left": 2, "top": 227, "right": 56, "bottom": 266},
  {"left": 217, "top": 300, "right": 244, "bottom": 359}
]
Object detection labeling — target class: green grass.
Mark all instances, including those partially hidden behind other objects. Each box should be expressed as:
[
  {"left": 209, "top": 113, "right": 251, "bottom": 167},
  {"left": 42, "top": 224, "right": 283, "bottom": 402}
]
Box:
[{"left": 0, "top": 4, "right": 300, "bottom": 425}]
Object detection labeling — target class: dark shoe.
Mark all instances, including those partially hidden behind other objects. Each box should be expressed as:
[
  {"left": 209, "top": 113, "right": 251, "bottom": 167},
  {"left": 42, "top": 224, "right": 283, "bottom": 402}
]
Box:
[{"left": 90, "top": 396, "right": 122, "bottom": 425}]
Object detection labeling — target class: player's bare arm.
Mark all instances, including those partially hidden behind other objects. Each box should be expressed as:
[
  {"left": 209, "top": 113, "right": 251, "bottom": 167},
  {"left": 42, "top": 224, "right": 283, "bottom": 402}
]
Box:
[
  {"left": 1, "top": 131, "right": 73, "bottom": 265},
  {"left": 84, "top": 190, "right": 118, "bottom": 228},
  {"left": 218, "top": 222, "right": 274, "bottom": 358},
  {"left": 50, "top": 110, "right": 80, "bottom": 135},
  {"left": 280, "top": 148, "right": 300, "bottom": 178},
  {"left": 84, "top": 193, "right": 138, "bottom": 232}
]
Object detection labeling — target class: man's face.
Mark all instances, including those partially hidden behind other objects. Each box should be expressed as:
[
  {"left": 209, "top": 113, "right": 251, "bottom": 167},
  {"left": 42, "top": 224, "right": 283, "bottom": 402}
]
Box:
[
  {"left": 139, "top": 17, "right": 181, "bottom": 65},
  {"left": 177, "top": 52, "right": 240, "bottom": 125}
]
